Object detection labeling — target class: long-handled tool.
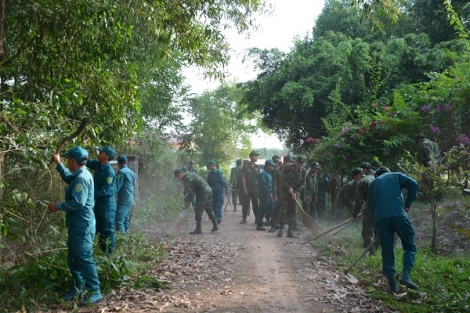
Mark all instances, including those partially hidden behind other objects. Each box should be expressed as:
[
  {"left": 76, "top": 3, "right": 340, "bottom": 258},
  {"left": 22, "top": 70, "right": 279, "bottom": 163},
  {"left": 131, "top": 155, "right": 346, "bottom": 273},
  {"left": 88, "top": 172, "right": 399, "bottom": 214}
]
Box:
[
  {"left": 49, "top": 118, "right": 90, "bottom": 166},
  {"left": 224, "top": 190, "right": 231, "bottom": 211},
  {"left": 294, "top": 198, "right": 325, "bottom": 235},
  {"left": 344, "top": 237, "right": 379, "bottom": 284},
  {"left": 331, "top": 215, "right": 364, "bottom": 237},
  {"left": 166, "top": 205, "right": 188, "bottom": 236},
  {"left": 307, "top": 214, "right": 363, "bottom": 242}
]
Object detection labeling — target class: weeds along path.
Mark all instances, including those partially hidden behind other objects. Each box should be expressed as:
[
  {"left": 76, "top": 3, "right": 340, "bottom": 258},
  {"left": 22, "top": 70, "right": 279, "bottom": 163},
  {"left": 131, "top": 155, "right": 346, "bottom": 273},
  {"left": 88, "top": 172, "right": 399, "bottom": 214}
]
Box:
[{"left": 80, "top": 202, "right": 390, "bottom": 313}]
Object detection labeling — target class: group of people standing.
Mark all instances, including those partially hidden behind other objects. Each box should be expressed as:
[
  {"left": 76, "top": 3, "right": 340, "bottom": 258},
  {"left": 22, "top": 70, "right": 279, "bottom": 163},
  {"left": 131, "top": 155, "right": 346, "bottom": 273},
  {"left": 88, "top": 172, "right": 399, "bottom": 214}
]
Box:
[{"left": 48, "top": 146, "right": 136, "bottom": 305}]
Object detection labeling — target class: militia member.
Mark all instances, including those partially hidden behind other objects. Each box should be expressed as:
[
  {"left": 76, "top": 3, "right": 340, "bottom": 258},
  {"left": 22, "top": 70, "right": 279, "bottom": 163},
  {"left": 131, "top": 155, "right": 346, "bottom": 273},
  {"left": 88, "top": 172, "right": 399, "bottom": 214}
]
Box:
[
  {"left": 230, "top": 159, "right": 243, "bottom": 211},
  {"left": 256, "top": 159, "right": 276, "bottom": 231},
  {"left": 335, "top": 168, "right": 360, "bottom": 217},
  {"left": 270, "top": 155, "right": 291, "bottom": 232},
  {"left": 303, "top": 162, "right": 320, "bottom": 219},
  {"left": 87, "top": 146, "right": 116, "bottom": 254},
  {"left": 115, "top": 155, "right": 136, "bottom": 235},
  {"left": 315, "top": 161, "right": 329, "bottom": 219},
  {"left": 49, "top": 147, "right": 102, "bottom": 305},
  {"left": 240, "top": 151, "right": 261, "bottom": 224},
  {"left": 174, "top": 169, "right": 218, "bottom": 234},
  {"left": 206, "top": 160, "right": 228, "bottom": 223},
  {"left": 368, "top": 167, "right": 419, "bottom": 293},
  {"left": 416, "top": 134, "right": 440, "bottom": 167},
  {"left": 279, "top": 155, "right": 306, "bottom": 238}
]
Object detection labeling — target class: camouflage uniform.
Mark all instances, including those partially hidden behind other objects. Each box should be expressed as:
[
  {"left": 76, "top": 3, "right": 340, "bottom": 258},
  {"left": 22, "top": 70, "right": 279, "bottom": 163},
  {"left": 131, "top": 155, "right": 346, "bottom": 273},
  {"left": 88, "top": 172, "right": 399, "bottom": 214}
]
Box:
[
  {"left": 417, "top": 138, "right": 440, "bottom": 167},
  {"left": 271, "top": 166, "right": 284, "bottom": 227},
  {"left": 183, "top": 172, "right": 217, "bottom": 223},
  {"left": 353, "top": 172, "right": 377, "bottom": 253},
  {"left": 241, "top": 162, "right": 260, "bottom": 219},
  {"left": 316, "top": 171, "right": 329, "bottom": 219},
  {"left": 282, "top": 163, "right": 306, "bottom": 228},
  {"left": 230, "top": 162, "right": 242, "bottom": 211},
  {"left": 336, "top": 179, "right": 355, "bottom": 217},
  {"left": 302, "top": 171, "right": 318, "bottom": 219}
]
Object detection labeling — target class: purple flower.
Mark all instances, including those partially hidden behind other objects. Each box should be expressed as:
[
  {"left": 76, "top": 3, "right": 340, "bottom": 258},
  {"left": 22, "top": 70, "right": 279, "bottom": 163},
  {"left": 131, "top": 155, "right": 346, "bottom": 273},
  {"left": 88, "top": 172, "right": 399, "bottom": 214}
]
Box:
[
  {"left": 435, "top": 105, "right": 441, "bottom": 113},
  {"left": 342, "top": 155, "right": 347, "bottom": 161},
  {"left": 456, "top": 134, "right": 470, "bottom": 145},
  {"left": 444, "top": 103, "right": 452, "bottom": 111},
  {"left": 358, "top": 129, "right": 365, "bottom": 134},
  {"left": 370, "top": 121, "right": 377, "bottom": 129},
  {"left": 383, "top": 106, "right": 389, "bottom": 111},
  {"left": 333, "top": 143, "right": 341, "bottom": 148},
  {"left": 422, "top": 105, "right": 430, "bottom": 112},
  {"left": 340, "top": 137, "right": 345, "bottom": 142},
  {"left": 429, "top": 124, "right": 440, "bottom": 133},
  {"left": 306, "top": 137, "right": 314, "bottom": 143},
  {"left": 342, "top": 126, "right": 350, "bottom": 133}
]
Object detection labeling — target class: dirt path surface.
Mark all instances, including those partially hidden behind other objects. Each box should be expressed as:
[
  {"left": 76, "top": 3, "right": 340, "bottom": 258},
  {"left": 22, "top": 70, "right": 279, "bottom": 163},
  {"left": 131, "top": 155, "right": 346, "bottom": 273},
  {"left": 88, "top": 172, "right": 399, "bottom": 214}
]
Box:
[{"left": 82, "top": 202, "right": 392, "bottom": 313}]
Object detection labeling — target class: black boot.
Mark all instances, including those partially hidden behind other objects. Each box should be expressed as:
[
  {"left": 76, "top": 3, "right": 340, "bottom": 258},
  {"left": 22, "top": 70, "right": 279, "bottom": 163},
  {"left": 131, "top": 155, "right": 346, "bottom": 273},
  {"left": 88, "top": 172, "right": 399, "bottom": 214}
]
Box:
[
  {"left": 211, "top": 219, "right": 219, "bottom": 232},
  {"left": 387, "top": 276, "right": 398, "bottom": 294},
  {"left": 240, "top": 215, "right": 247, "bottom": 224},
  {"left": 399, "top": 269, "right": 418, "bottom": 289},
  {"left": 287, "top": 222, "right": 298, "bottom": 238},
  {"left": 189, "top": 222, "right": 202, "bottom": 234}
]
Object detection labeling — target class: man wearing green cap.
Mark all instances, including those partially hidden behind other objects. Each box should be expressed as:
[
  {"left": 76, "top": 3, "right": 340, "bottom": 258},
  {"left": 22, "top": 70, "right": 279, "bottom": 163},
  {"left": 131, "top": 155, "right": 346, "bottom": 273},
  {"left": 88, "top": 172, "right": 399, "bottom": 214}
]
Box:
[
  {"left": 240, "top": 151, "right": 261, "bottom": 224},
  {"left": 174, "top": 169, "right": 219, "bottom": 234},
  {"left": 49, "top": 147, "right": 102, "bottom": 306},
  {"left": 206, "top": 160, "right": 228, "bottom": 223},
  {"left": 87, "top": 145, "right": 116, "bottom": 253},
  {"left": 279, "top": 155, "right": 306, "bottom": 238},
  {"left": 115, "top": 155, "right": 136, "bottom": 235},
  {"left": 230, "top": 159, "right": 243, "bottom": 212}
]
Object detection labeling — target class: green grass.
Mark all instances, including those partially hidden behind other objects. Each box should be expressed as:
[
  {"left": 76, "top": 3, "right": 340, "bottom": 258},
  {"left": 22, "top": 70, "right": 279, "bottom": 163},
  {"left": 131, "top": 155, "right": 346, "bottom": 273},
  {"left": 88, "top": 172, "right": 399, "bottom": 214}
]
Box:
[{"left": 318, "top": 227, "right": 470, "bottom": 313}]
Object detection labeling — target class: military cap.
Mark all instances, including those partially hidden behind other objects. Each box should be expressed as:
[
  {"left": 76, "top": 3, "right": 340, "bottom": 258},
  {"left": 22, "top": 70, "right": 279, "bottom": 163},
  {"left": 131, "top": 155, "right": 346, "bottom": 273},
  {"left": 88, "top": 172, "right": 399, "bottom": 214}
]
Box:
[
  {"left": 296, "top": 155, "right": 306, "bottom": 164},
  {"left": 375, "top": 166, "right": 390, "bottom": 177},
  {"left": 360, "top": 162, "right": 372, "bottom": 169},
  {"left": 182, "top": 166, "right": 188, "bottom": 172},
  {"left": 174, "top": 169, "right": 183, "bottom": 178},
  {"left": 188, "top": 160, "right": 195, "bottom": 165},
  {"left": 249, "top": 150, "right": 260, "bottom": 156},
  {"left": 236, "top": 159, "right": 242, "bottom": 165},
  {"left": 416, "top": 133, "right": 426, "bottom": 143},
  {"left": 97, "top": 145, "right": 115, "bottom": 159},
  {"left": 265, "top": 159, "right": 276, "bottom": 167},
  {"left": 310, "top": 162, "right": 321, "bottom": 169},
  {"left": 352, "top": 168, "right": 364, "bottom": 176},
  {"left": 205, "top": 160, "right": 216, "bottom": 166},
  {"left": 117, "top": 154, "right": 127, "bottom": 164},
  {"left": 61, "top": 146, "right": 88, "bottom": 163}
]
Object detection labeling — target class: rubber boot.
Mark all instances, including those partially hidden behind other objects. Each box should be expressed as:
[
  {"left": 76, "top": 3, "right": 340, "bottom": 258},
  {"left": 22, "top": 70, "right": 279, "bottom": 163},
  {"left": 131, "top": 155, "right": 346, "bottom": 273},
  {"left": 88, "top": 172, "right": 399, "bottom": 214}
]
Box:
[
  {"left": 277, "top": 224, "right": 284, "bottom": 237},
  {"left": 189, "top": 222, "right": 202, "bottom": 234},
  {"left": 387, "top": 276, "right": 397, "bottom": 294},
  {"left": 399, "top": 269, "right": 418, "bottom": 289},
  {"left": 211, "top": 219, "right": 219, "bottom": 232},
  {"left": 240, "top": 215, "right": 247, "bottom": 224},
  {"left": 287, "top": 222, "right": 298, "bottom": 238}
]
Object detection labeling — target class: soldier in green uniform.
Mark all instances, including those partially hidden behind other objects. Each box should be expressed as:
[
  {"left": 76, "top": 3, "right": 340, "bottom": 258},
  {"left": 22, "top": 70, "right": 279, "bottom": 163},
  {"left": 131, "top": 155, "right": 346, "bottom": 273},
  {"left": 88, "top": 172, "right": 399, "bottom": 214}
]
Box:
[
  {"left": 230, "top": 159, "right": 243, "bottom": 211},
  {"left": 87, "top": 145, "right": 116, "bottom": 254},
  {"left": 240, "top": 151, "right": 261, "bottom": 224},
  {"left": 303, "top": 162, "right": 320, "bottom": 219},
  {"left": 279, "top": 155, "right": 306, "bottom": 238},
  {"left": 271, "top": 155, "right": 291, "bottom": 232},
  {"left": 315, "top": 161, "right": 329, "bottom": 219},
  {"left": 174, "top": 169, "right": 218, "bottom": 234},
  {"left": 416, "top": 134, "right": 440, "bottom": 167},
  {"left": 352, "top": 163, "right": 378, "bottom": 255},
  {"left": 188, "top": 160, "right": 198, "bottom": 173},
  {"left": 49, "top": 147, "right": 102, "bottom": 306},
  {"left": 335, "top": 168, "right": 360, "bottom": 218}
]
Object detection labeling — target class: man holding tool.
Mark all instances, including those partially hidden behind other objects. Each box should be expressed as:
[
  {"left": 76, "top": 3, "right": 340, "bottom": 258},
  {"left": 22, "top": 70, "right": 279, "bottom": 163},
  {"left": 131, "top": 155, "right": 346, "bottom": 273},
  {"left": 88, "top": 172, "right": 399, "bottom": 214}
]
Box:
[
  {"left": 368, "top": 167, "right": 419, "bottom": 294},
  {"left": 49, "top": 147, "right": 102, "bottom": 305}
]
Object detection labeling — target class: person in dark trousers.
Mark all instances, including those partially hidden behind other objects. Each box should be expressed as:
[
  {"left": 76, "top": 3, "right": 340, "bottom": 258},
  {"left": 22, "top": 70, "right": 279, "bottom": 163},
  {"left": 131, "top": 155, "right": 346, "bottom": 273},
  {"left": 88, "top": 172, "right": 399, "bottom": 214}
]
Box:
[
  {"left": 240, "top": 151, "right": 261, "bottom": 224},
  {"left": 303, "top": 162, "right": 319, "bottom": 219},
  {"left": 206, "top": 160, "right": 228, "bottom": 223},
  {"left": 87, "top": 145, "right": 116, "bottom": 254},
  {"left": 230, "top": 159, "right": 243, "bottom": 212},
  {"left": 174, "top": 169, "right": 218, "bottom": 234},
  {"left": 256, "top": 159, "right": 276, "bottom": 231},
  {"left": 115, "top": 155, "right": 136, "bottom": 235},
  {"left": 368, "top": 167, "right": 419, "bottom": 294},
  {"left": 49, "top": 147, "right": 102, "bottom": 306}
]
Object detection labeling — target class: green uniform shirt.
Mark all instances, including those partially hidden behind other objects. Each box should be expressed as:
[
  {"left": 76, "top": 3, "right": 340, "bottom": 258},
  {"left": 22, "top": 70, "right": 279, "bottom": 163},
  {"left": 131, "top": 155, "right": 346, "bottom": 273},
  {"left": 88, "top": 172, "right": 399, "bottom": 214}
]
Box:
[
  {"left": 282, "top": 164, "right": 306, "bottom": 196},
  {"left": 183, "top": 172, "right": 212, "bottom": 201},
  {"left": 242, "top": 163, "right": 261, "bottom": 192},
  {"left": 353, "top": 173, "right": 374, "bottom": 218}
]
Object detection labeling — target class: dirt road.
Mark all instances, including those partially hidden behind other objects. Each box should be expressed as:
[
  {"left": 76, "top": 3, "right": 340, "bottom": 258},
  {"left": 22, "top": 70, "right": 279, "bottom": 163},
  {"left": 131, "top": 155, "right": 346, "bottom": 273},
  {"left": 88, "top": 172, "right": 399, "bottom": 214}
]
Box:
[{"left": 84, "top": 202, "right": 390, "bottom": 313}]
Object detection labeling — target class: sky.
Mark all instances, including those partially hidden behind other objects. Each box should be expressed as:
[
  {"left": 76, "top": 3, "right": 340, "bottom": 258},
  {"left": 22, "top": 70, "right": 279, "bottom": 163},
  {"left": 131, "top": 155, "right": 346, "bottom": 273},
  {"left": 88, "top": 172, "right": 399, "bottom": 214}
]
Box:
[{"left": 184, "top": 0, "right": 326, "bottom": 149}]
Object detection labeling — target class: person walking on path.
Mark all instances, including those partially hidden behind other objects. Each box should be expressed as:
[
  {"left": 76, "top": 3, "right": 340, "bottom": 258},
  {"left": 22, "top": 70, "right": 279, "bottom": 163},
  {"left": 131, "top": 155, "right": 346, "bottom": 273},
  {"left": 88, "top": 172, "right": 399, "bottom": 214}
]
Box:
[
  {"left": 174, "top": 169, "right": 219, "bottom": 234},
  {"left": 368, "top": 167, "right": 419, "bottom": 293},
  {"left": 115, "top": 155, "right": 136, "bottom": 235},
  {"left": 315, "top": 161, "right": 329, "bottom": 219},
  {"left": 280, "top": 155, "right": 306, "bottom": 238},
  {"left": 240, "top": 151, "right": 261, "bottom": 224},
  {"left": 206, "top": 160, "right": 228, "bottom": 223},
  {"left": 49, "top": 147, "right": 102, "bottom": 306},
  {"left": 87, "top": 145, "right": 116, "bottom": 254},
  {"left": 230, "top": 159, "right": 243, "bottom": 212},
  {"left": 272, "top": 155, "right": 291, "bottom": 233},
  {"left": 256, "top": 160, "right": 276, "bottom": 231},
  {"left": 303, "top": 162, "right": 319, "bottom": 219}
]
